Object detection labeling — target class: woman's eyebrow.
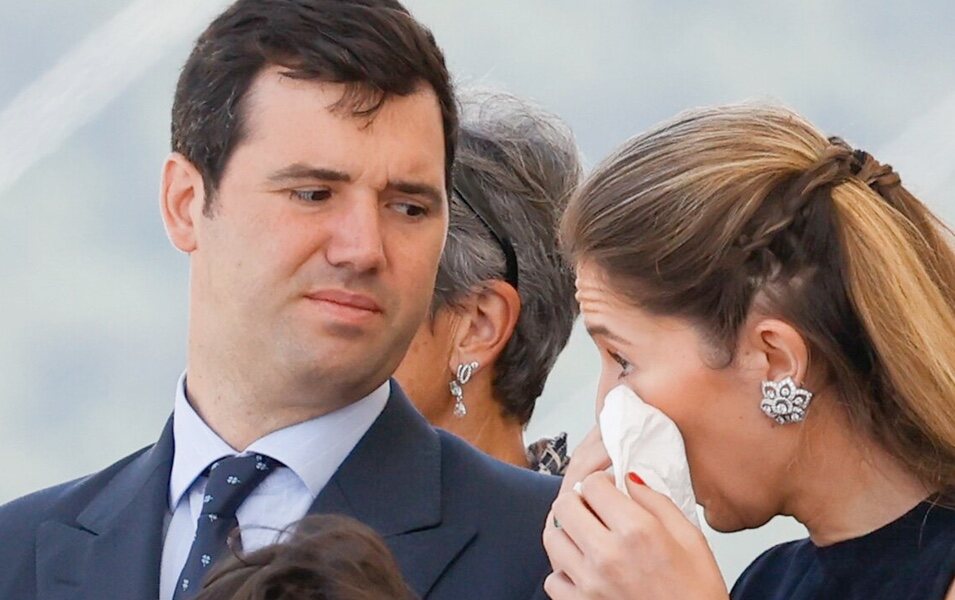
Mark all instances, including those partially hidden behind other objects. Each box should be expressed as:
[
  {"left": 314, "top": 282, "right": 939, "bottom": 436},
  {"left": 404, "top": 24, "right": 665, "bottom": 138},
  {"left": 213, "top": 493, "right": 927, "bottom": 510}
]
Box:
[{"left": 585, "top": 323, "right": 630, "bottom": 346}]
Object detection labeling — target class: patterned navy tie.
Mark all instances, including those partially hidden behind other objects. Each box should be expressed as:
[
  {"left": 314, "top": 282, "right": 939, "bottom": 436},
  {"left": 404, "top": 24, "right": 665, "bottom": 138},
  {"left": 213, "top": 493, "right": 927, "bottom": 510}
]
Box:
[{"left": 173, "top": 453, "right": 278, "bottom": 599}]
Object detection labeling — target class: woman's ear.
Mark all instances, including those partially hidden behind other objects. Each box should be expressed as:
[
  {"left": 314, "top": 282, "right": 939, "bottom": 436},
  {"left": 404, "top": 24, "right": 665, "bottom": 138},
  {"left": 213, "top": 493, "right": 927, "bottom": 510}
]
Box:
[
  {"left": 160, "top": 152, "right": 207, "bottom": 253},
  {"left": 447, "top": 280, "right": 522, "bottom": 374},
  {"left": 747, "top": 318, "right": 810, "bottom": 384}
]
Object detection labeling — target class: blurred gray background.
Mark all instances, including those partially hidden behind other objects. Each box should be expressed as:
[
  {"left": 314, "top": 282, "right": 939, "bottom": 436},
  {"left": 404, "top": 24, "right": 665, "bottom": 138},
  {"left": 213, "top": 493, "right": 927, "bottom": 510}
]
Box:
[{"left": 2, "top": 0, "right": 954, "bottom": 586}]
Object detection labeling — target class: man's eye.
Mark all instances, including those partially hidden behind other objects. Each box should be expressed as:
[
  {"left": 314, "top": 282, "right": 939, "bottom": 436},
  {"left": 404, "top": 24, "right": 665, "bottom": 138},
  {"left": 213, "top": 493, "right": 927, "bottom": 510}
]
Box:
[
  {"left": 392, "top": 202, "right": 428, "bottom": 218},
  {"left": 291, "top": 189, "right": 331, "bottom": 203}
]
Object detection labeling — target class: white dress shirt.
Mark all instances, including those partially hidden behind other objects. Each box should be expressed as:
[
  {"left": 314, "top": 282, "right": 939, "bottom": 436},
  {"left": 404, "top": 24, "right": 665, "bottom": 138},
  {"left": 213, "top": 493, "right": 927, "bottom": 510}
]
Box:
[{"left": 158, "top": 372, "right": 389, "bottom": 600}]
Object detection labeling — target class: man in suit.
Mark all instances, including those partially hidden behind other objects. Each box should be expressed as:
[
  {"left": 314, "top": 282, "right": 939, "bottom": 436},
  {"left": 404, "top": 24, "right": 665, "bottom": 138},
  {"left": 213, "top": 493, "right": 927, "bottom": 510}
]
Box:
[{"left": 0, "top": 1, "right": 560, "bottom": 598}]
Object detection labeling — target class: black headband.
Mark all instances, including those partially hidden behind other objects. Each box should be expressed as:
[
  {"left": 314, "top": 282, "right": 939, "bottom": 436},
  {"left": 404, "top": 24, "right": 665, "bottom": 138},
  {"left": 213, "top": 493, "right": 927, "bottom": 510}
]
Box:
[{"left": 452, "top": 184, "right": 519, "bottom": 290}]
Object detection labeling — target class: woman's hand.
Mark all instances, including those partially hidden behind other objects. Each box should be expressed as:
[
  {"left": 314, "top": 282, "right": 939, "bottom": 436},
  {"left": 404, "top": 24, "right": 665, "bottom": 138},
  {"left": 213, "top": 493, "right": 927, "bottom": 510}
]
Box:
[{"left": 543, "top": 469, "right": 727, "bottom": 600}]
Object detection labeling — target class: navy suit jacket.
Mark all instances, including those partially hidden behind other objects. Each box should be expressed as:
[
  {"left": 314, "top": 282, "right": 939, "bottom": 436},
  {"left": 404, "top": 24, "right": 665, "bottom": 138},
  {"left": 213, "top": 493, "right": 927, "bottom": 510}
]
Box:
[{"left": 0, "top": 383, "right": 560, "bottom": 599}]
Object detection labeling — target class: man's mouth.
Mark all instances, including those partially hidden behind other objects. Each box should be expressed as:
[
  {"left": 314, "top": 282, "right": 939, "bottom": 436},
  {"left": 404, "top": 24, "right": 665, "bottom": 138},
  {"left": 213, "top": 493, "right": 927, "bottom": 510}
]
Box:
[{"left": 304, "top": 289, "right": 383, "bottom": 314}]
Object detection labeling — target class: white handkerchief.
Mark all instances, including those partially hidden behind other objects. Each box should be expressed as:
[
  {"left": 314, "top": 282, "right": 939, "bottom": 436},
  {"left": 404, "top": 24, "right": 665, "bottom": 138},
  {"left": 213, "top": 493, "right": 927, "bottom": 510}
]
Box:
[{"left": 599, "top": 384, "right": 700, "bottom": 528}]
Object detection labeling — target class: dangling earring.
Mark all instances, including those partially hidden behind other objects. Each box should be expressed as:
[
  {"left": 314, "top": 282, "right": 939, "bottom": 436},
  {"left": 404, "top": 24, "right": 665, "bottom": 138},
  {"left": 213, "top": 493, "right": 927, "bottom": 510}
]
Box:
[
  {"left": 760, "top": 376, "right": 813, "bottom": 424},
  {"left": 449, "top": 361, "right": 479, "bottom": 418}
]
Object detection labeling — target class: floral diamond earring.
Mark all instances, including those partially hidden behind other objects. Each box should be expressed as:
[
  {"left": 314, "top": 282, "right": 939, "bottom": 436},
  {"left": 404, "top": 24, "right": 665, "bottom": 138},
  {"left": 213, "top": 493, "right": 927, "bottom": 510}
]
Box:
[{"left": 760, "top": 376, "right": 813, "bottom": 424}]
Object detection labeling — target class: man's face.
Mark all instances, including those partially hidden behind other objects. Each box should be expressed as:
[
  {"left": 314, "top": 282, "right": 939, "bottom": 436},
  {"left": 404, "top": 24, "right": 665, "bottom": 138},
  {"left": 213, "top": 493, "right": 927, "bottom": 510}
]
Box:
[{"left": 190, "top": 67, "right": 448, "bottom": 398}]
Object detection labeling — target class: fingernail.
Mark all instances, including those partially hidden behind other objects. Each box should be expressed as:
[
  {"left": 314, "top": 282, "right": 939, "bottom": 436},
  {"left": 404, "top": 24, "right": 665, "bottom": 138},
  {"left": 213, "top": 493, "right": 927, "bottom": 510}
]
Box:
[{"left": 627, "top": 471, "right": 645, "bottom": 486}]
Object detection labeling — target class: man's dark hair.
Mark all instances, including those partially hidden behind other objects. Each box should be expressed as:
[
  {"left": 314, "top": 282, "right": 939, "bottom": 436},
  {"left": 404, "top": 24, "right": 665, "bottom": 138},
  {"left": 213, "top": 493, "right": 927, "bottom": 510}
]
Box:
[{"left": 171, "top": 0, "right": 457, "bottom": 215}]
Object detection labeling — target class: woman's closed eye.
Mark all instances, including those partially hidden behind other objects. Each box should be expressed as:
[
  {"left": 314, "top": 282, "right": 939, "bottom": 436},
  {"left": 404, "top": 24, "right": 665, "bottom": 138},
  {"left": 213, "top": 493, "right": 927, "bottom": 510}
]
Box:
[{"left": 607, "top": 349, "right": 634, "bottom": 378}]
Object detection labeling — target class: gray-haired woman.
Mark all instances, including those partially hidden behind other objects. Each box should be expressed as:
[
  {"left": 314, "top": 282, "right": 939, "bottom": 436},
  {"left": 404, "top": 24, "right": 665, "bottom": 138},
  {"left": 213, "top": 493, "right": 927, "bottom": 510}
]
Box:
[{"left": 395, "top": 91, "right": 581, "bottom": 473}]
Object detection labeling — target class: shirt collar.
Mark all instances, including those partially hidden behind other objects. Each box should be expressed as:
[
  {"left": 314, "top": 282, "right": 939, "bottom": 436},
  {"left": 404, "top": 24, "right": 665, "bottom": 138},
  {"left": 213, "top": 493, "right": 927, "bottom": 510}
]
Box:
[{"left": 168, "top": 371, "right": 390, "bottom": 510}]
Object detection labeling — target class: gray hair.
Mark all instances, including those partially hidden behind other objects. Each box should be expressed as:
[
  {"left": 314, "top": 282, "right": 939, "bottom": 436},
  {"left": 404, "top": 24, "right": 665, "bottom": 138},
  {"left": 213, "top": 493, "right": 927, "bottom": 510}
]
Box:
[{"left": 433, "top": 91, "right": 582, "bottom": 426}]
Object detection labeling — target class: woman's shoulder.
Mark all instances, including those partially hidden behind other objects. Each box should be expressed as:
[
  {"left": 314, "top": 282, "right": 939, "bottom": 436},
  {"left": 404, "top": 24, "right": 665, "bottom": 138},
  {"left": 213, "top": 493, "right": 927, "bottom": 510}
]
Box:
[
  {"left": 730, "top": 537, "right": 818, "bottom": 600},
  {"left": 732, "top": 501, "right": 955, "bottom": 600}
]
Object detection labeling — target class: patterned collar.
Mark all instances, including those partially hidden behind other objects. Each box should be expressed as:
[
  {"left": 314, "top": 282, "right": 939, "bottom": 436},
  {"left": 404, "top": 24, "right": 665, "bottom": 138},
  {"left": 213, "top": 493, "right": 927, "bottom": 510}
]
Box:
[{"left": 526, "top": 431, "right": 570, "bottom": 476}]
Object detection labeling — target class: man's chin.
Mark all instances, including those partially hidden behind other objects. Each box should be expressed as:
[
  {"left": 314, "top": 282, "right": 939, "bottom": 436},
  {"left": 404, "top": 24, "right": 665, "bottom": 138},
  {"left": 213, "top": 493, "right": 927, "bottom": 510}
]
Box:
[
  {"left": 288, "top": 352, "right": 388, "bottom": 395},
  {"left": 290, "top": 335, "right": 406, "bottom": 381}
]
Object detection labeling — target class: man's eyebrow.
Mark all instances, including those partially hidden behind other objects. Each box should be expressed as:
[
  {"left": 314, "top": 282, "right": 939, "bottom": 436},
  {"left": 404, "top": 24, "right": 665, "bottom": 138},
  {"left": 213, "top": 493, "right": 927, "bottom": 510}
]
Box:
[
  {"left": 387, "top": 180, "right": 445, "bottom": 208},
  {"left": 267, "top": 163, "right": 351, "bottom": 184},
  {"left": 266, "top": 165, "right": 443, "bottom": 205},
  {"left": 585, "top": 323, "right": 630, "bottom": 346}
]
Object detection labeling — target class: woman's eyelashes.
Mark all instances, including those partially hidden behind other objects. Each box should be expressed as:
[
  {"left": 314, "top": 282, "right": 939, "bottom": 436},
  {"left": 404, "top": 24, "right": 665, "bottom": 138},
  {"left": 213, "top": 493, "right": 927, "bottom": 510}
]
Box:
[{"left": 607, "top": 349, "right": 634, "bottom": 378}]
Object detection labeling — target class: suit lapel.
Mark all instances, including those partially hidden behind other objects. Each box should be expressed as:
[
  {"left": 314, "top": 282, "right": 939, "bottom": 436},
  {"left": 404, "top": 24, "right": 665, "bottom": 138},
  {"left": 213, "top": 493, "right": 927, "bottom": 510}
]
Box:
[
  {"left": 35, "top": 387, "right": 474, "bottom": 599},
  {"left": 37, "top": 418, "right": 174, "bottom": 600},
  {"left": 310, "top": 382, "right": 476, "bottom": 596}
]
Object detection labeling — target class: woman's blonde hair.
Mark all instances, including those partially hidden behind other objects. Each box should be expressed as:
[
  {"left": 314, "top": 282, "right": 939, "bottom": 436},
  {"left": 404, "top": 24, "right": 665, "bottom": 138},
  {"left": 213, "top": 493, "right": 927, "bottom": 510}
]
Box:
[{"left": 563, "top": 104, "right": 955, "bottom": 492}]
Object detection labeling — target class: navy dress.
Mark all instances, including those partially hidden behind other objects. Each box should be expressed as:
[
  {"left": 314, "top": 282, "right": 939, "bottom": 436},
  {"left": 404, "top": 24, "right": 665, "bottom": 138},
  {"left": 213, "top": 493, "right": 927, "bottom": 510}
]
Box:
[{"left": 732, "top": 500, "right": 955, "bottom": 599}]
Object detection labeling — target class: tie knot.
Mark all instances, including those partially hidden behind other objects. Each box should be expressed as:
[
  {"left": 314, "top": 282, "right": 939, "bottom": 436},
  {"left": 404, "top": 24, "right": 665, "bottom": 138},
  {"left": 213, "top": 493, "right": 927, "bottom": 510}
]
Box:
[{"left": 201, "top": 454, "right": 278, "bottom": 518}]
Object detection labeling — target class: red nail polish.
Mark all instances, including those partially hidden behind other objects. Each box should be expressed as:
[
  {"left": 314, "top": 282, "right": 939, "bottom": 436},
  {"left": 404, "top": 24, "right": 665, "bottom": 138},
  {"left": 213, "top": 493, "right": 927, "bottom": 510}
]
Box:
[{"left": 627, "top": 471, "right": 645, "bottom": 486}]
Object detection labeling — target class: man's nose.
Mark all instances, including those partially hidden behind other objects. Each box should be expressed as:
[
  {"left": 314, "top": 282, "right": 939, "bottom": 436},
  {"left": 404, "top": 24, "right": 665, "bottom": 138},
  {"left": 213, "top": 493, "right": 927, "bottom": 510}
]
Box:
[{"left": 324, "top": 197, "right": 386, "bottom": 274}]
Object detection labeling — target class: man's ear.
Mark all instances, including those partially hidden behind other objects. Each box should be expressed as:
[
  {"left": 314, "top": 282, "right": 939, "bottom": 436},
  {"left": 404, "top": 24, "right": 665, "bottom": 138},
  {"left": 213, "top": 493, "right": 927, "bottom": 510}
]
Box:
[
  {"left": 160, "top": 152, "right": 207, "bottom": 253},
  {"left": 447, "top": 280, "right": 522, "bottom": 375}
]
